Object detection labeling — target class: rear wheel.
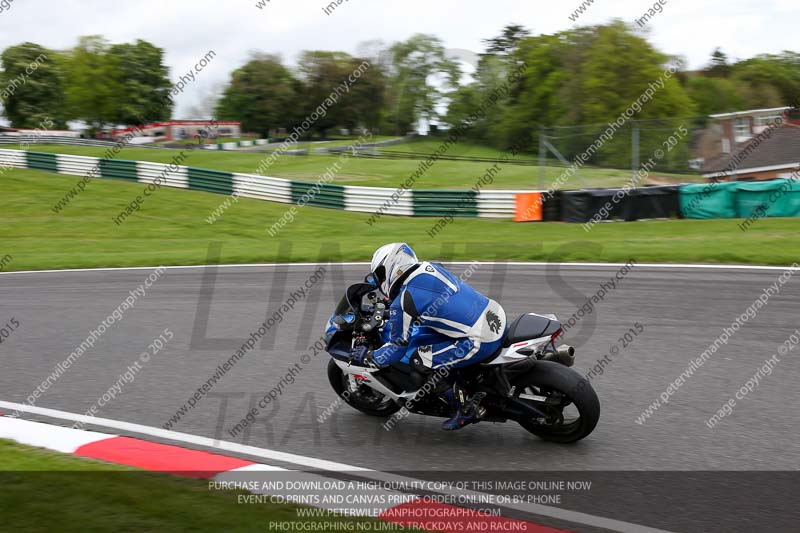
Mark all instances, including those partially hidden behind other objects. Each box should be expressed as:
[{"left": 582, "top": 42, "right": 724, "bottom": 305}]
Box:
[
  {"left": 327, "top": 359, "right": 401, "bottom": 417},
  {"left": 511, "top": 361, "right": 600, "bottom": 443}
]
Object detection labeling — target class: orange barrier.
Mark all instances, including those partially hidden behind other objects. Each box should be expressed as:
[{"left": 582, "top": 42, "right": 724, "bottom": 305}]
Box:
[{"left": 514, "top": 192, "right": 543, "bottom": 222}]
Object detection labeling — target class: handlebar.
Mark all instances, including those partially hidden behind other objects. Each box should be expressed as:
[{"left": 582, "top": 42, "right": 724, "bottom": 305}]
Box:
[
  {"left": 361, "top": 301, "right": 387, "bottom": 332},
  {"left": 329, "top": 284, "right": 391, "bottom": 359}
]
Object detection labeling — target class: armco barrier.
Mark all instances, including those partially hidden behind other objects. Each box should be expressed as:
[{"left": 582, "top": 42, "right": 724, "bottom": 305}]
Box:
[
  {"left": 413, "top": 190, "right": 478, "bottom": 218},
  {"left": 0, "top": 135, "right": 162, "bottom": 149},
  {"left": 203, "top": 138, "right": 267, "bottom": 151},
  {"left": 0, "top": 134, "right": 270, "bottom": 152},
  {"left": 25, "top": 151, "right": 59, "bottom": 172},
  {"left": 187, "top": 167, "right": 235, "bottom": 195},
  {"left": 0, "top": 149, "right": 521, "bottom": 218}
]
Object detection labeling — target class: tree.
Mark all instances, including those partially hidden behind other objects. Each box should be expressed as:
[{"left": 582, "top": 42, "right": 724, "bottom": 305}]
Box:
[
  {"left": 576, "top": 22, "right": 695, "bottom": 165},
  {"left": 482, "top": 24, "right": 531, "bottom": 57},
  {"left": 295, "top": 51, "right": 358, "bottom": 138},
  {"left": 465, "top": 21, "right": 696, "bottom": 168},
  {"left": 59, "top": 36, "right": 172, "bottom": 131},
  {"left": 0, "top": 42, "right": 68, "bottom": 128},
  {"left": 107, "top": 40, "right": 172, "bottom": 124},
  {"left": 386, "top": 34, "right": 461, "bottom": 134},
  {"left": 62, "top": 36, "right": 121, "bottom": 130},
  {"left": 686, "top": 76, "right": 746, "bottom": 117},
  {"left": 342, "top": 56, "right": 386, "bottom": 133},
  {"left": 708, "top": 48, "right": 731, "bottom": 78},
  {"left": 731, "top": 52, "right": 800, "bottom": 108},
  {"left": 354, "top": 40, "right": 394, "bottom": 132},
  {"left": 215, "top": 53, "right": 298, "bottom": 137},
  {"left": 444, "top": 54, "right": 519, "bottom": 145},
  {"left": 293, "top": 51, "right": 386, "bottom": 137},
  {"left": 493, "top": 32, "right": 571, "bottom": 150}
]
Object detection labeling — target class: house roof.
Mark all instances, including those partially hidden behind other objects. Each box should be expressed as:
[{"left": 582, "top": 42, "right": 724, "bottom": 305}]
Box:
[
  {"left": 701, "top": 124, "right": 800, "bottom": 177},
  {"left": 709, "top": 107, "right": 792, "bottom": 119}
]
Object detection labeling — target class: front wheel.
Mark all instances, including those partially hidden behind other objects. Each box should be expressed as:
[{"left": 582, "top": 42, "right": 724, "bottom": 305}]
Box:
[
  {"left": 327, "top": 359, "right": 401, "bottom": 417},
  {"left": 511, "top": 361, "right": 600, "bottom": 443}
]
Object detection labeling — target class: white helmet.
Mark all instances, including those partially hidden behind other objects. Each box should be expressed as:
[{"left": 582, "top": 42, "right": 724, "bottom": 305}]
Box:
[{"left": 370, "top": 243, "right": 418, "bottom": 296}]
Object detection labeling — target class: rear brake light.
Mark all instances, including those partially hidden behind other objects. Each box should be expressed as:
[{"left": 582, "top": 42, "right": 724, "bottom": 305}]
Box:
[{"left": 551, "top": 329, "right": 563, "bottom": 341}]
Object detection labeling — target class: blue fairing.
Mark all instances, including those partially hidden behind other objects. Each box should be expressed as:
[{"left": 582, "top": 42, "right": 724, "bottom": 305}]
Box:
[{"left": 324, "top": 313, "right": 354, "bottom": 342}]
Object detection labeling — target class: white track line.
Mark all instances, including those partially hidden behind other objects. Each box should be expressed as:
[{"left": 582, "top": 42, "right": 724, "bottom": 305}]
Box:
[
  {"left": 0, "top": 416, "right": 413, "bottom": 517},
  {"left": 1, "top": 262, "right": 797, "bottom": 276},
  {"left": 1, "top": 400, "right": 673, "bottom": 533},
  {"left": 0, "top": 401, "right": 366, "bottom": 473},
  {"left": 0, "top": 415, "right": 114, "bottom": 453}
]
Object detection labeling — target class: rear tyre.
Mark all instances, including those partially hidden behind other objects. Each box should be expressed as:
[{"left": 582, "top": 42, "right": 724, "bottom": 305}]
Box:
[
  {"left": 511, "top": 361, "right": 600, "bottom": 443},
  {"left": 327, "top": 359, "right": 401, "bottom": 417}
]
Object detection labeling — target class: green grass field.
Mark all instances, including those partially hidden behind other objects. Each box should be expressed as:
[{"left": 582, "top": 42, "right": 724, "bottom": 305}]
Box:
[
  {"left": 0, "top": 439, "right": 417, "bottom": 532},
  {"left": 160, "top": 135, "right": 399, "bottom": 149},
  {"left": 161, "top": 136, "right": 257, "bottom": 146},
  {"left": 1, "top": 167, "right": 797, "bottom": 272},
  {"left": 293, "top": 135, "right": 401, "bottom": 150},
  {"left": 14, "top": 138, "right": 703, "bottom": 191}
]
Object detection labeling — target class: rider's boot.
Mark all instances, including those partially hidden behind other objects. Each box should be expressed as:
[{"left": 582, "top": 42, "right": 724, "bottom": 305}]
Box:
[{"left": 441, "top": 384, "right": 486, "bottom": 431}]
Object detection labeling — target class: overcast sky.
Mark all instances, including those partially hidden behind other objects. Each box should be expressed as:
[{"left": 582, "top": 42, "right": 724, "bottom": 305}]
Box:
[{"left": 1, "top": 0, "right": 798, "bottom": 118}]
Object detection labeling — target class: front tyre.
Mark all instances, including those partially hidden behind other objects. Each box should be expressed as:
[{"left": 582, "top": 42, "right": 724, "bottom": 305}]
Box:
[
  {"left": 327, "top": 359, "right": 401, "bottom": 417},
  {"left": 512, "top": 361, "right": 600, "bottom": 443}
]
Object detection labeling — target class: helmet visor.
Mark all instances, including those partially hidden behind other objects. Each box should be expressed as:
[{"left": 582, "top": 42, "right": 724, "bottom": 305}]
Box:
[{"left": 372, "top": 264, "right": 386, "bottom": 289}]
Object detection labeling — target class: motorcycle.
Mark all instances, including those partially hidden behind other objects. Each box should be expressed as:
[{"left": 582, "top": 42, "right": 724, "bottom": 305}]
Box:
[{"left": 324, "top": 278, "right": 600, "bottom": 443}]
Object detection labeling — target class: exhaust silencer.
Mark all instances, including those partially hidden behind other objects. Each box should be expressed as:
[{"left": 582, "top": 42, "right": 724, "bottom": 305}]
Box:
[
  {"left": 542, "top": 344, "right": 576, "bottom": 367},
  {"left": 557, "top": 344, "right": 575, "bottom": 358}
]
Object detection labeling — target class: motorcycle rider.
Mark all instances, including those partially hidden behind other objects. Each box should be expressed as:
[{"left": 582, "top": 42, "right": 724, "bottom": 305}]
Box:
[{"left": 361, "top": 243, "right": 507, "bottom": 430}]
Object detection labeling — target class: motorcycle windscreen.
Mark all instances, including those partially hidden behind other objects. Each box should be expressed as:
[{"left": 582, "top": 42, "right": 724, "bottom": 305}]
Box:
[
  {"left": 333, "top": 282, "right": 375, "bottom": 325},
  {"left": 333, "top": 294, "right": 356, "bottom": 325}
]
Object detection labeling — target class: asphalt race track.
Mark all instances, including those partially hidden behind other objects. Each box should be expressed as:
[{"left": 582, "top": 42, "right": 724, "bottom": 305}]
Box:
[{"left": 2, "top": 263, "right": 799, "bottom": 532}]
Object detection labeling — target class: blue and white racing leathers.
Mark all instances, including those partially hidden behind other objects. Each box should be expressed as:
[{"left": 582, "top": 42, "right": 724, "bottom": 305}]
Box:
[{"left": 372, "top": 262, "right": 507, "bottom": 370}]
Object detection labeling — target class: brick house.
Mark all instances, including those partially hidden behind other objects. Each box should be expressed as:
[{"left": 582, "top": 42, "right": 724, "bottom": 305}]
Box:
[
  {"left": 111, "top": 120, "right": 242, "bottom": 142},
  {"left": 701, "top": 123, "right": 800, "bottom": 181}
]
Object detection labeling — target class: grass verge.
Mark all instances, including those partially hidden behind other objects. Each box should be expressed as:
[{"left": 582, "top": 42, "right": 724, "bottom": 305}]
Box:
[
  {"left": 0, "top": 168, "right": 798, "bottom": 271},
  {"left": 0, "top": 438, "right": 418, "bottom": 532}
]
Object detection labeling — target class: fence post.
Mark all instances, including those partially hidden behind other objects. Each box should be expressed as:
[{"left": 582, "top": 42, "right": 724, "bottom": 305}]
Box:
[
  {"left": 539, "top": 125, "right": 546, "bottom": 190},
  {"left": 632, "top": 120, "right": 640, "bottom": 187}
]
